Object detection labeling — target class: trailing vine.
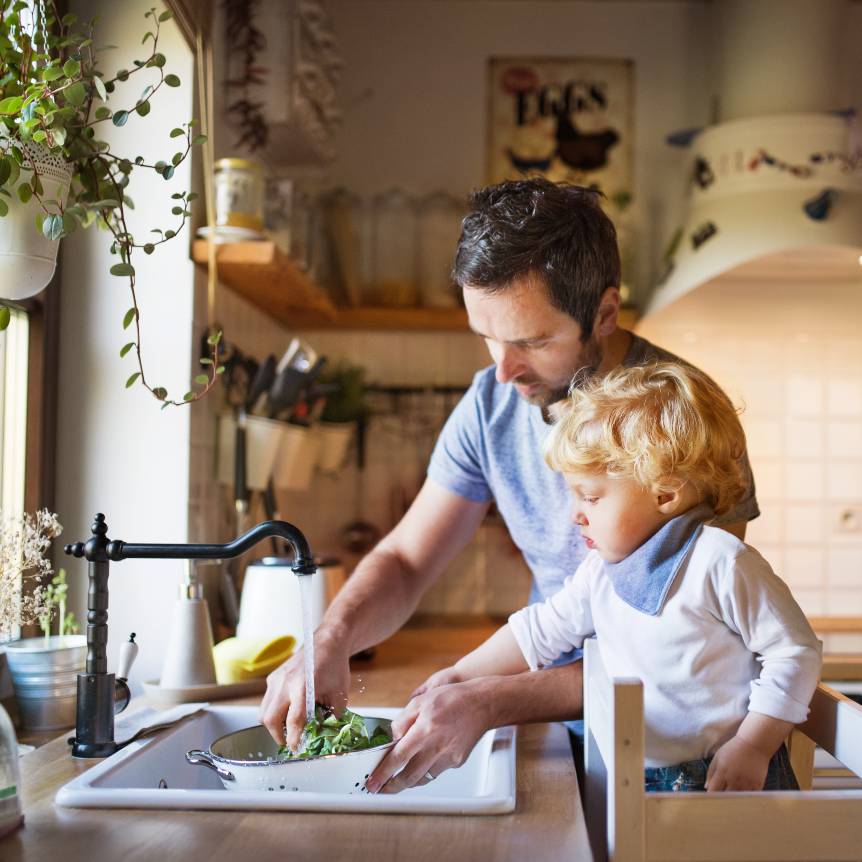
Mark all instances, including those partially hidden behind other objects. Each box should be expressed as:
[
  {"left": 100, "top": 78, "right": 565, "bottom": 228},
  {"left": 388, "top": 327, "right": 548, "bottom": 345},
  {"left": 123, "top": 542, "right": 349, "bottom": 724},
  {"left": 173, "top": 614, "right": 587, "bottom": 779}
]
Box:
[{"left": 0, "top": 2, "right": 222, "bottom": 407}]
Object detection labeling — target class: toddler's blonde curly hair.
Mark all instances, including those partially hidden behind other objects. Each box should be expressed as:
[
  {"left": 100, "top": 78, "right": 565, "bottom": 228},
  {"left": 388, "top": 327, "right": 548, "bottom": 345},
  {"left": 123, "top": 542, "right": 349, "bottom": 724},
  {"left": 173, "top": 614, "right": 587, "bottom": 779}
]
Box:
[{"left": 544, "top": 362, "right": 747, "bottom": 516}]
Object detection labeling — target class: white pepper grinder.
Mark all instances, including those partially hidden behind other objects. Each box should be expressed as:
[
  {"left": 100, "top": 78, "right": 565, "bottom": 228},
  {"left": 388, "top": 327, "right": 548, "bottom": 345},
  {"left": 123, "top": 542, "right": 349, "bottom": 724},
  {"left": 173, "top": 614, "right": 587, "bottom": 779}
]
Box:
[{"left": 159, "top": 562, "right": 217, "bottom": 689}]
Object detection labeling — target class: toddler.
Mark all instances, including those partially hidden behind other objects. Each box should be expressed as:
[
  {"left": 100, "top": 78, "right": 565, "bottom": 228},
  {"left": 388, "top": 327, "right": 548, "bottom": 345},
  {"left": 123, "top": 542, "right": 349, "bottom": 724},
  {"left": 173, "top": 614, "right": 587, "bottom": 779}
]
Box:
[{"left": 425, "top": 362, "right": 821, "bottom": 791}]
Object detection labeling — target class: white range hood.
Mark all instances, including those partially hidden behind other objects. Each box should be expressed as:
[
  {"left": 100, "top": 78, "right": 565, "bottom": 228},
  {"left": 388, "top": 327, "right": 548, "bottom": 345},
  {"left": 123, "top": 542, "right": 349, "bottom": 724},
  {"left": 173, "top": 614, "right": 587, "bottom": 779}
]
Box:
[{"left": 645, "top": 0, "right": 862, "bottom": 316}]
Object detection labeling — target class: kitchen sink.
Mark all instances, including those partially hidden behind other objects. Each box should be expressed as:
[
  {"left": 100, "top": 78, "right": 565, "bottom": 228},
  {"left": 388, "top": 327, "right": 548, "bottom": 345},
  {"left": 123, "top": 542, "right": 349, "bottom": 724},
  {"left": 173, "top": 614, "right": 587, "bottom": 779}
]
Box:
[{"left": 55, "top": 706, "right": 516, "bottom": 815}]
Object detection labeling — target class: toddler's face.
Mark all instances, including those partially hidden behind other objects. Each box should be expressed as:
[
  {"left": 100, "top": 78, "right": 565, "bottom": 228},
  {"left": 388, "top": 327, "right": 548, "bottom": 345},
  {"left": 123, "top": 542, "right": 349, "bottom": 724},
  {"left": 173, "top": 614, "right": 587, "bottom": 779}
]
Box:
[{"left": 565, "top": 471, "right": 667, "bottom": 563}]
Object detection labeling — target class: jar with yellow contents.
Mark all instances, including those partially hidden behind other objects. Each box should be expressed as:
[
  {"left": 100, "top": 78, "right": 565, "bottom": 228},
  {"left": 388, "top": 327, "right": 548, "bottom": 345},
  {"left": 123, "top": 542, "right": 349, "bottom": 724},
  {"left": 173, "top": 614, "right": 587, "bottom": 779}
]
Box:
[{"left": 214, "top": 158, "right": 264, "bottom": 232}]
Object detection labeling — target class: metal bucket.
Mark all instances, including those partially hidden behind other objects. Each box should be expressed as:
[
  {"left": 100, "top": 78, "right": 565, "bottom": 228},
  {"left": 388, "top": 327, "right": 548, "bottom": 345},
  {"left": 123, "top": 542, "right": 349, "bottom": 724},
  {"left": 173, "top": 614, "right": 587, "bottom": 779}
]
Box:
[{"left": 4, "top": 635, "right": 86, "bottom": 731}]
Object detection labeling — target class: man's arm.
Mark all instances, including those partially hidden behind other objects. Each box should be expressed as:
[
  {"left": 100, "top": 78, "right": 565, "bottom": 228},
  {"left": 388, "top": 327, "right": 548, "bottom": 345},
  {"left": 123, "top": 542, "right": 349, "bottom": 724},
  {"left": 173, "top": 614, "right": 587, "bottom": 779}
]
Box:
[
  {"left": 259, "top": 478, "right": 490, "bottom": 748},
  {"left": 367, "top": 661, "right": 584, "bottom": 793}
]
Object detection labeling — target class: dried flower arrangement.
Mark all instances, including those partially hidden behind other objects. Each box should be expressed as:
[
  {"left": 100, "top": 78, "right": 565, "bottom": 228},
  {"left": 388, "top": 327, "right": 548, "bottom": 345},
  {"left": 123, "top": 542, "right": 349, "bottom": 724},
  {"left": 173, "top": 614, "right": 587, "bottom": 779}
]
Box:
[{"left": 0, "top": 508, "right": 62, "bottom": 636}]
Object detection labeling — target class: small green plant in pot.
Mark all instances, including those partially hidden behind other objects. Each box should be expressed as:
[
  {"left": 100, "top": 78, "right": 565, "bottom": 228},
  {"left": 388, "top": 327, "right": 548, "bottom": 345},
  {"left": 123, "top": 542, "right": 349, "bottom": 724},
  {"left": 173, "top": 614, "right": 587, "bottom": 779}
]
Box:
[
  {"left": 0, "top": 2, "right": 222, "bottom": 407},
  {"left": 317, "top": 361, "right": 367, "bottom": 474},
  {"left": 1, "top": 508, "right": 85, "bottom": 732},
  {"left": 36, "top": 568, "right": 78, "bottom": 641}
]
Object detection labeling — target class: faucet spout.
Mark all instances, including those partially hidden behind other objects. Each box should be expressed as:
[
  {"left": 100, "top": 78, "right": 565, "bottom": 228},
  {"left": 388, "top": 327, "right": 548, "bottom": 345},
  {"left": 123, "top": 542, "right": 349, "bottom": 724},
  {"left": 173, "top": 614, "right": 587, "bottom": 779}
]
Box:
[
  {"left": 63, "top": 513, "right": 316, "bottom": 758},
  {"left": 99, "top": 519, "right": 316, "bottom": 574}
]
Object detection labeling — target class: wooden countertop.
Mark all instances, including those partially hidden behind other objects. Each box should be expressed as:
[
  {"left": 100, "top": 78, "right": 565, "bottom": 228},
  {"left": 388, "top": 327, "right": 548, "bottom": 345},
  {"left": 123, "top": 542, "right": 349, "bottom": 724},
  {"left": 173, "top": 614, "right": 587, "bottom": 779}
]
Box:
[{"left": 1, "top": 618, "right": 592, "bottom": 862}]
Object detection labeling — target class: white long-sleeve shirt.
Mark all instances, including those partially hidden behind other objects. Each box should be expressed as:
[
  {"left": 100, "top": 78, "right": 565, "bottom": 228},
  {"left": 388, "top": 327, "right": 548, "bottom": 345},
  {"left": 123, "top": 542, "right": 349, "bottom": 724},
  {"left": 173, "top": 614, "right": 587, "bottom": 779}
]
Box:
[{"left": 509, "top": 525, "right": 822, "bottom": 767}]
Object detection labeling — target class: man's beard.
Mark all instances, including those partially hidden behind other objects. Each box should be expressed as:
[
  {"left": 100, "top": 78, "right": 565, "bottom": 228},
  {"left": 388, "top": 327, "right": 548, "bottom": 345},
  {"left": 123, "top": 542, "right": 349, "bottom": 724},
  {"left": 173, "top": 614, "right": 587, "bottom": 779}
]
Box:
[{"left": 518, "top": 336, "right": 604, "bottom": 409}]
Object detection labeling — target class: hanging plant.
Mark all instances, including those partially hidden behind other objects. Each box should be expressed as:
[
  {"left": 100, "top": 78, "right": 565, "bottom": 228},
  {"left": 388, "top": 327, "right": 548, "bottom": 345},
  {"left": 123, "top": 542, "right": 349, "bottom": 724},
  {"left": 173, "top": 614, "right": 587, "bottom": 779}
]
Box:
[
  {"left": 222, "top": 0, "right": 268, "bottom": 152},
  {"left": 0, "top": 2, "right": 222, "bottom": 407}
]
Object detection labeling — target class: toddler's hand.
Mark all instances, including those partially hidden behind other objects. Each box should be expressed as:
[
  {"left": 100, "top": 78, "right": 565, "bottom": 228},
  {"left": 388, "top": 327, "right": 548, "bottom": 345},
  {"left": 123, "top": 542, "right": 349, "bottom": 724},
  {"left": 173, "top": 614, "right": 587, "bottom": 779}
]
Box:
[
  {"left": 408, "top": 666, "right": 464, "bottom": 701},
  {"left": 705, "top": 735, "right": 771, "bottom": 791}
]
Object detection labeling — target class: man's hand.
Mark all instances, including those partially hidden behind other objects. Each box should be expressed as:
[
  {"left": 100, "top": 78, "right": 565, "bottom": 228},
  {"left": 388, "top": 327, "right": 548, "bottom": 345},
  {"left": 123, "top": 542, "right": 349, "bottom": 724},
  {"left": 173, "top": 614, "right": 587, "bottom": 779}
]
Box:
[
  {"left": 407, "top": 666, "right": 464, "bottom": 700},
  {"left": 258, "top": 633, "right": 351, "bottom": 751},
  {"left": 365, "top": 678, "right": 490, "bottom": 794},
  {"left": 705, "top": 735, "right": 771, "bottom": 791}
]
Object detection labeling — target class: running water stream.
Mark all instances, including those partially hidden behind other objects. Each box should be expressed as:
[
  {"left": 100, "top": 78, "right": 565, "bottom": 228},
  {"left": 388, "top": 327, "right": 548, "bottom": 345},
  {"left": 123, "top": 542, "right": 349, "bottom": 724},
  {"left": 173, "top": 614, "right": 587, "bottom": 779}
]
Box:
[{"left": 299, "top": 573, "right": 316, "bottom": 749}]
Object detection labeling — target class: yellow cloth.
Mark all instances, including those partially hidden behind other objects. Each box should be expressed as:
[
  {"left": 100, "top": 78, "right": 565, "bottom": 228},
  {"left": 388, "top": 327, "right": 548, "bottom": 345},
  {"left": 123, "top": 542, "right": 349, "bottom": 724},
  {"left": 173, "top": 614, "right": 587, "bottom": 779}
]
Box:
[{"left": 213, "top": 635, "right": 295, "bottom": 684}]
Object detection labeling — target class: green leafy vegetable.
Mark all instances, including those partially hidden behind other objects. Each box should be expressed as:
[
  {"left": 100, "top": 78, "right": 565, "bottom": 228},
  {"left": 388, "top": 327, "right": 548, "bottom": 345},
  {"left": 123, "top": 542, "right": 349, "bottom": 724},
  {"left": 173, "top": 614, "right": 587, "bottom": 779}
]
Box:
[{"left": 278, "top": 707, "right": 391, "bottom": 760}]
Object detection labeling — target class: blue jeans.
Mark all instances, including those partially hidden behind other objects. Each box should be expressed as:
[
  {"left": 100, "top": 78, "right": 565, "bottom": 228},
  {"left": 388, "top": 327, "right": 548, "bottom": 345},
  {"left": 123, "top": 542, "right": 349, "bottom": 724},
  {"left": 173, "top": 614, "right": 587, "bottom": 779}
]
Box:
[{"left": 644, "top": 743, "right": 798, "bottom": 792}]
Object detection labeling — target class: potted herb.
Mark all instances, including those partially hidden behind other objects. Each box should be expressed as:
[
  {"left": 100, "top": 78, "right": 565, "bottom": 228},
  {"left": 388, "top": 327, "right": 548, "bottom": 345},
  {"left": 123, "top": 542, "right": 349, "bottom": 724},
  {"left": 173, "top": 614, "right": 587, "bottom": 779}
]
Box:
[
  {"left": 317, "top": 361, "right": 367, "bottom": 473},
  {"left": 0, "top": 3, "right": 222, "bottom": 406},
  {"left": 1, "top": 509, "right": 85, "bottom": 732}
]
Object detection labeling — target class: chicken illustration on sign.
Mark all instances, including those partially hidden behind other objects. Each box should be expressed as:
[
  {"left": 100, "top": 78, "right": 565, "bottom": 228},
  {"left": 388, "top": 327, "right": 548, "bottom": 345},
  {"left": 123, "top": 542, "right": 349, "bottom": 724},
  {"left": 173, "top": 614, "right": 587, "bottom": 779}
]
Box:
[{"left": 488, "top": 58, "right": 632, "bottom": 195}]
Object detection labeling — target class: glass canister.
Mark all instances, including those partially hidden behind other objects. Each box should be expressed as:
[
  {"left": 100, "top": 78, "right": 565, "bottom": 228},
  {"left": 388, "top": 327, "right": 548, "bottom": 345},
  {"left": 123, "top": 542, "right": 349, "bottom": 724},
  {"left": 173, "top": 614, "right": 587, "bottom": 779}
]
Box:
[
  {"left": 214, "top": 158, "right": 264, "bottom": 232},
  {"left": 321, "top": 188, "right": 369, "bottom": 306},
  {"left": 416, "top": 191, "right": 465, "bottom": 308},
  {"left": 0, "top": 702, "right": 22, "bottom": 839},
  {"left": 264, "top": 176, "right": 294, "bottom": 254},
  {"left": 370, "top": 188, "right": 418, "bottom": 307}
]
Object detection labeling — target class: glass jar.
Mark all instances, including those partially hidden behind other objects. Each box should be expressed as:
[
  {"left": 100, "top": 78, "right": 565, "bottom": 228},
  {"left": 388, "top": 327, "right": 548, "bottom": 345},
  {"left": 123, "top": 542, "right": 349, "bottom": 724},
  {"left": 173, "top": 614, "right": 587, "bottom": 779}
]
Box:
[
  {"left": 416, "top": 191, "right": 465, "bottom": 308},
  {"left": 264, "top": 176, "right": 294, "bottom": 255},
  {"left": 370, "top": 188, "right": 418, "bottom": 307},
  {"left": 0, "top": 702, "right": 23, "bottom": 839},
  {"left": 321, "top": 188, "right": 368, "bottom": 306},
  {"left": 214, "top": 158, "right": 264, "bottom": 232}
]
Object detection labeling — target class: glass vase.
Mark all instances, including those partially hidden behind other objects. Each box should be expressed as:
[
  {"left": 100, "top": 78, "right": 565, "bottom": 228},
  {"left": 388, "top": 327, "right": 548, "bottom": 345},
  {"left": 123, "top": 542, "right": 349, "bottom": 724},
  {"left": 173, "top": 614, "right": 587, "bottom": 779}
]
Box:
[{"left": 0, "top": 701, "right": 23, "bottom": 839}]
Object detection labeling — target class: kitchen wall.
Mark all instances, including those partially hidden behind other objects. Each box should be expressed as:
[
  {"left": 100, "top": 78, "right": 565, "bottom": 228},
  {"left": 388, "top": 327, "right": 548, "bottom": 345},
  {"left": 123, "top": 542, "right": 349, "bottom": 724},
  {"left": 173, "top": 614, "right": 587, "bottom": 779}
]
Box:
[
  {"left": 637, "top": 272, "right": 862, "bottom": 649},
  {"left": 57, "top": 0, "right": 195, "bottom": 686},
  {"left": 326, "top": 0, "right": 714, "bottom": 307},
  {"left": 248, "top": 0, "right": 711, "bottom": 615},
  {"left": 193, "top": 0, "right": 862, "bottom": 620}
]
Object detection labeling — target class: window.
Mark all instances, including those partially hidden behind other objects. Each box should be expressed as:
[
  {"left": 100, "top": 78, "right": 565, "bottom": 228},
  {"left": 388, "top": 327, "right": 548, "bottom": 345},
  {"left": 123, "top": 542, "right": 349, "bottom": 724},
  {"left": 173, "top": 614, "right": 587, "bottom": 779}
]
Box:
[{"left": 0, "top": 308, "right": 28, "bottom": 519}]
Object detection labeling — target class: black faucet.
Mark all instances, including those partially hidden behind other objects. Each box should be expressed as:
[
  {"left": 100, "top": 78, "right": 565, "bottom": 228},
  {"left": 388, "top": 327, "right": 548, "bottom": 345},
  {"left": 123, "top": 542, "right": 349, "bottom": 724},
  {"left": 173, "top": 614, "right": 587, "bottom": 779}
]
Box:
[{"left": 64, "top": 512, "right": 316, "bottom": 758}]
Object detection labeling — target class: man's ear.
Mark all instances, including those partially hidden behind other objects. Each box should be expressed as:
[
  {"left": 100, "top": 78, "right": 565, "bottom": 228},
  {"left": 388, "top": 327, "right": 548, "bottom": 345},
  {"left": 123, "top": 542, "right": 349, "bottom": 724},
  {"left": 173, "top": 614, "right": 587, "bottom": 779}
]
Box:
[{"left": 593, "top": 286, "right": 620, "bottom": 338}]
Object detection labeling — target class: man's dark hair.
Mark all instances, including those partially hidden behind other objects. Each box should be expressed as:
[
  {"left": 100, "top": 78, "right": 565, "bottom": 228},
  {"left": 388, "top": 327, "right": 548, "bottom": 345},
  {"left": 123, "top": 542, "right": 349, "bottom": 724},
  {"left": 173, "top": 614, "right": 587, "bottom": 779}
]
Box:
[{"left": 451, "top": 178, "right": 621, "bottom": 340}]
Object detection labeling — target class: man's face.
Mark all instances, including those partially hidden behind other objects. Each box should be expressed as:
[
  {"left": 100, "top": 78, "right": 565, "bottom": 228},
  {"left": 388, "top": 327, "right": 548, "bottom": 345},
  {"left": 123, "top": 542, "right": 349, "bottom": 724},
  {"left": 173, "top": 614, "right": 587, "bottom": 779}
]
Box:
[{"left": 463, "top": 275, "right": 603, "bottom": 407}]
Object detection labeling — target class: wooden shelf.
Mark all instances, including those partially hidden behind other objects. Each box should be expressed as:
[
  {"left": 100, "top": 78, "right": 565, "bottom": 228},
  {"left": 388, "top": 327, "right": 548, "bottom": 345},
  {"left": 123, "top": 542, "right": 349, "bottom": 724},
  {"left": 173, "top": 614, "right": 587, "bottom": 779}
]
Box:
[
  {"left": 288, "top": 305, "right": 470, "bottom": 331},
  {"left": 289, "top": 305, "right": 639, "bottom": 332},
  {"left": 192, "top": 240, "right": 639, "bottom": 333},
  {"left": 192, "top": 240, "right": 336, "bottom": 325}
]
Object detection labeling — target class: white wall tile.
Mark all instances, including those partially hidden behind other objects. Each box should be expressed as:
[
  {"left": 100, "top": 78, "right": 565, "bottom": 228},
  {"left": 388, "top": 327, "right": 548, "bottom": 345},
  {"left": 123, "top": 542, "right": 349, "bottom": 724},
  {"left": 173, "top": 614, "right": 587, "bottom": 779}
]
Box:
[
  {"left": 784, "top": 461, "right": 825, "bottom": 501},
  {"left": 635, "top": 288, "right": 862, "bottom": 619},
  {"left": 792, "top": 589, "right": 826, "bottom": 616},
  {"left": 737, "top": 378, "right": 785, "bottom": 417},
  {"left": 826, "top": 421, "right": 862, "bottom": 458},
  {"left": 784, "top": 504, "right": 825, "bottom": 543},
  {"left": 750, "top": 459, "right": 783, "bottom": 499},
  {"left": 781, "top": 548, "right": 825, "bottom": 590},
  {"left": 822, "top": 633, "right": 862, "bottom": 653},
  {"left": 826, "top": 590, "right": 862, "bottom": 615},
  {"left": 784, "top": 419, "right": 823, "bottom": 458},
  {"left": 828, "top": 503, "right": 862, "bottom": 541},
  {"left": 786, "top": 377, "right": 824, "bottom": 417},
  {"left": 754, "top": 545, "right": 783, "bottom": 574},
  {"left": 741, "top": 418, "right": 783, "bottom": 458},
  {"left": 827, "top": 379, "right": 862, "bottom": 417},
  {"left": 783, "top": 333, "right": 824, "bottom": 375},
  {"left": 826, "top": 338, "right": 862, "bottom": 375},
  {"left": 746, "top": 505, "right": 782, "bottom": 544},
  {"left": 826, "top": 547, "right": 862, "bottom": 588},
  {"left": 827, "top": 461, "right": 862, "bottom": 499}
]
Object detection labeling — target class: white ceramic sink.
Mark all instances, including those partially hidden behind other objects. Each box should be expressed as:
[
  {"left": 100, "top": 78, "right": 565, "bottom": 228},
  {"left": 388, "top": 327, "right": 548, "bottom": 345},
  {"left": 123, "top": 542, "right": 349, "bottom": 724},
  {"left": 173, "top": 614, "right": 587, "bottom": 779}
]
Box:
[{"left": 55, "top": 706, "right": 516, "bottom": 815}]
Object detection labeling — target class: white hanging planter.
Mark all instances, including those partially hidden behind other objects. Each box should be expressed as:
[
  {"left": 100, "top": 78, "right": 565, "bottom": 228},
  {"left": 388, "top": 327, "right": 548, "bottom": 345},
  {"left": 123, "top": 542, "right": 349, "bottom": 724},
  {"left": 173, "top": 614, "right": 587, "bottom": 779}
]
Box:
[
  {"left": 0, "top": 137, "right": 72, "bottom": 301},
  {"left": 316, "top": 420, "right": 353, "bottom": 474}
]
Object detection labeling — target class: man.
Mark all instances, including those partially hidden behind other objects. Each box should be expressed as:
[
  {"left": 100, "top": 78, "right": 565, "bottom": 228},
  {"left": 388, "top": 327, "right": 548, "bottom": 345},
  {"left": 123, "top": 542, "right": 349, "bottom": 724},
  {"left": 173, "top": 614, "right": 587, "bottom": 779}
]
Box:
[{"left": 259, "top": 179, "right": 758, "bottom": 793}]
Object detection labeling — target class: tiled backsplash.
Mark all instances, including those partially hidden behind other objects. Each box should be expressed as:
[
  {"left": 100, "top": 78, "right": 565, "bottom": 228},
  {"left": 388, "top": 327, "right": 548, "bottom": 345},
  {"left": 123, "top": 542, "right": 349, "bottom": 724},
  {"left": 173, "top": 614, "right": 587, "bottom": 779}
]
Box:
[
  {"left": 637, "top": 278, "right": 862, "bottom": 619},
  {"left": 190, "top": 273, "right": 862, "bottom": 622}
]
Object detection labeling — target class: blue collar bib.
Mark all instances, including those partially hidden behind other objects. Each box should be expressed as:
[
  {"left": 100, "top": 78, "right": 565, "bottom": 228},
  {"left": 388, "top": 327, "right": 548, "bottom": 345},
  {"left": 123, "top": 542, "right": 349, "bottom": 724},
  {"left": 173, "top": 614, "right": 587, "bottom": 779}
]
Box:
[{"left": 601, "top": 503, "right": 714, "bottom": 616}]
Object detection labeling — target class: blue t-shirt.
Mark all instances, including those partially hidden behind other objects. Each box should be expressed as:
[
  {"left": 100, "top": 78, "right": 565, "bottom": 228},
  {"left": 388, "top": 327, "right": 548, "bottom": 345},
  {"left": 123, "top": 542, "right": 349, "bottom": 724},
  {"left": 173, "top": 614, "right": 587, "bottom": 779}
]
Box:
[{"left": 427, "top": 333, "right": 760, "bottom": 609}]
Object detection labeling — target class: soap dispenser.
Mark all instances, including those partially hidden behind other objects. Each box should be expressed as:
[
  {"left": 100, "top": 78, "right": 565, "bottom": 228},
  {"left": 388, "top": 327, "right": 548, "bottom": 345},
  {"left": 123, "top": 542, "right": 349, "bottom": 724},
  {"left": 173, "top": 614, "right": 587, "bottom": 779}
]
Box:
[{"left": 159, "top": 562, "right": 217, "bottom": 689}]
